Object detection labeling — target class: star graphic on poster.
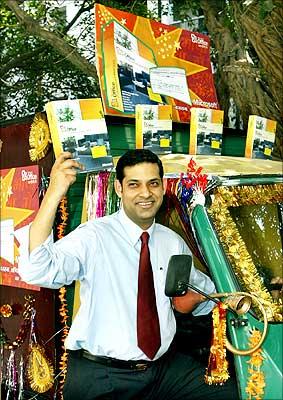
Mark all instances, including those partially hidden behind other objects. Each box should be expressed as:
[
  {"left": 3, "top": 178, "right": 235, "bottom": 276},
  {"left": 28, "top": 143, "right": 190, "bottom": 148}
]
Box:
[
  {"left": 133, "top": 18, "right": 207, "bottom": 76},
  {"left": 174, "top": 41, "right": 181, "bottom": 50},
  {"left": 120, "top": 18, "right": 127, "bottom": 25},
  {"left": 0, "top": 168, "right": 34, "bottom": 228}
]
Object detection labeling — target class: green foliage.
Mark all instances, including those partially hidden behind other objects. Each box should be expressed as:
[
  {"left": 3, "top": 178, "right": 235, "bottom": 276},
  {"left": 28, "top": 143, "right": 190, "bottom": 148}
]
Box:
[
  {"left": 1, "top": 1, "right": 95, "bottom": 120},
  {"left": 1, "top": 0, "right": 149, "bottom": 121},
  {"left": 259, "top": 0, "right": 275, "bottom": 20}
]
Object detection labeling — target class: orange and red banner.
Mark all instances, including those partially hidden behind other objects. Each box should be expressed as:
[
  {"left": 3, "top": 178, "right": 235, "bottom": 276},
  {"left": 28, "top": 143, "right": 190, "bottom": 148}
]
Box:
[
  {"left": 95, "top": 4, "right": 219, "bottom": 123},
  {"left": 0, "top": 165, "right": 40, "bottom": 290}
]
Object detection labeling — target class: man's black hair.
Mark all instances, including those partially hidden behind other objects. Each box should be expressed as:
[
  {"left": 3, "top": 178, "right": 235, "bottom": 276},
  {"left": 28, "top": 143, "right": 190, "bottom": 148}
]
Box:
[{"left": 116, "top": 149, "right": 164, "bottom": 184}]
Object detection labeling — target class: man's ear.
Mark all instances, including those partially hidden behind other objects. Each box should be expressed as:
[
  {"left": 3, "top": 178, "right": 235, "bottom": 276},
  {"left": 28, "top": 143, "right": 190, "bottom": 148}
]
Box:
[{"left": 114, "top": 179, "right": 122, "bottom": 198}]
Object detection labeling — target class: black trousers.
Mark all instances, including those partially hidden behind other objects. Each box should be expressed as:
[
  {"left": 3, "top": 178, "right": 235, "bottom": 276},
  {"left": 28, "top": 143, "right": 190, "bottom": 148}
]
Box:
[{"left": 63, "top": 350, "right": 239, "bottom": 400}]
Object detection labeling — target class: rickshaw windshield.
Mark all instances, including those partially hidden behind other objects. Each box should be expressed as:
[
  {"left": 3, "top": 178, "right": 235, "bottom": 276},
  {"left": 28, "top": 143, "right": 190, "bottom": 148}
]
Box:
[
  {"left": 208, "top": 183, "right": 282, "bottom": 322},
  {"left": 230, "top": 203, "right": 282, "bottom": 291}
]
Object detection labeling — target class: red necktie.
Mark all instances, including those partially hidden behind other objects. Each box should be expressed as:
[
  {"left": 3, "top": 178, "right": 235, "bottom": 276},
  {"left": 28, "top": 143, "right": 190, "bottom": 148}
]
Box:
[{"left": 137, "top": 232, "right": 161, "bottom": 359}]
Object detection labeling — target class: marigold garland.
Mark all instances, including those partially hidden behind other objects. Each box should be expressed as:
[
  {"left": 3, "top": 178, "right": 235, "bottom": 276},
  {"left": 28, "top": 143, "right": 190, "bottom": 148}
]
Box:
[
  {"left": 245, "top": 329, "right": 265, "bottom": 400},
  {"left": 205, "top": 302, "right": 230, "bottom": 385},
  {"left": 57, "top": 287, "right": 69, "bottom": 399},
  {"left": 57, "top": 197, "right": 68, "bottom": 239},
  {"left": 56, "top": 197, "right": 70, "bottom": 399}
]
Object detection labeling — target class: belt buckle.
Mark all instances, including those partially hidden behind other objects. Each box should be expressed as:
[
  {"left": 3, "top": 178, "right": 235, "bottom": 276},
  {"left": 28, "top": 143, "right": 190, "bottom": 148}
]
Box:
[{"left": 135, "top": 363, "right": 148, "bottom": 371}]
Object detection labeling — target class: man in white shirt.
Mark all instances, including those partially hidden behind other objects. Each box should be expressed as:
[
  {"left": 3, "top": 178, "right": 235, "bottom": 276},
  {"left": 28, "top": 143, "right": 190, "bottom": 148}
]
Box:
[{"left": 19, "top": 149, "right": 239, "bottom": 399}]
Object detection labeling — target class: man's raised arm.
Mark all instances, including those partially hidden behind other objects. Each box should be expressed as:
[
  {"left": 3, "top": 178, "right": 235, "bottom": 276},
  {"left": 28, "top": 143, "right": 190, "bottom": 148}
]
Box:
[{"left": 29, "top": 152, "right": 84, "bottom": 252}]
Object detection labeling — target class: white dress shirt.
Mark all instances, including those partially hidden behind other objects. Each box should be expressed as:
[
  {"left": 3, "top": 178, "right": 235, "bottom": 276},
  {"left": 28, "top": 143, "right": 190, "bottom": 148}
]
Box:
[{"left": 18, "top": 208, "right": 215, "bottom": 361}]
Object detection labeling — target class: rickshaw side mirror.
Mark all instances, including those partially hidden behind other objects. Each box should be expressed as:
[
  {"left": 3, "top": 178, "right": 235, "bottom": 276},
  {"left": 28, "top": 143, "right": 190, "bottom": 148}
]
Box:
[{"left": 165, "top": 254, "right": 192, "bottom": 297}]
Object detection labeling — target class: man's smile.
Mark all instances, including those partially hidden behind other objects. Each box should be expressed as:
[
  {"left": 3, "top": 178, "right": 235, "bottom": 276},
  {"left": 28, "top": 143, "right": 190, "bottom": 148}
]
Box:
[{"left": 136, "top": 201, "right": 154, "bottom": 208}]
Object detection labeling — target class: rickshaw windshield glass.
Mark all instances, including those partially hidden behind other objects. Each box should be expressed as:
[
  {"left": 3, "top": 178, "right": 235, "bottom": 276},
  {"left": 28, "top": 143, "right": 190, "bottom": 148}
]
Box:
[{"left": 230, "top": 203, "right": 283, "bottom": 293}]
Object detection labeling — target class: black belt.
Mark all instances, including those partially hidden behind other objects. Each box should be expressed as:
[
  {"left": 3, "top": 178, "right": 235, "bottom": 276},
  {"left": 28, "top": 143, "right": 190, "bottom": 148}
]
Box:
[{"left": 69, "top": 350, "right": 158, "bottom": 371}]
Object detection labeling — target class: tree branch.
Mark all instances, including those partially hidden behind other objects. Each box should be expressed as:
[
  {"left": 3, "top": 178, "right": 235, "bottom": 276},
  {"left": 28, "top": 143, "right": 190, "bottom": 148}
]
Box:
[
  {"left": 63, "top": 0, "right": 93, "bottom": 35},
  {"left": 1, "top": 45, "right": 46, "bottom": 76},
  {"left": 5, "top": 0, "right": 98, "bottom": 79}
]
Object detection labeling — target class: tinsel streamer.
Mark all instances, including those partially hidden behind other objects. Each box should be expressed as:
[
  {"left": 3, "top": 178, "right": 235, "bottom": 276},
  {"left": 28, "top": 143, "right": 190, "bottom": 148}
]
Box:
[
  {"left": 5, "top": 349, "right": 17, "bottom": 400},
  {"left": 178, "top": 175, "right": 194, "bottom": 211},
  {"left": 1, "top": 298, "right": 33, "bottom": 398},
  {"left": 105, "top": 172, "right": 120, "bottom": 215},
  {"left": 96, "top": 171, "right": 111, "bottom": 218},
  {"left": 87, "top": 173, "right": 100, "bottom": 221},
  {"left": 17, "top": 356, "right": 24, "bottom": 400},
  {"left": 177, "top": 159, "right": 209, "bottom": 212},
  {"left": 87, "top": 174, "right": 96, "bottom": 221},
  {"left": 165, "top": 178, "right": 204, "bottom": 263},
  {"left": 205, "top": 302, "right": 230, "bottom": 385},
  {"left": 245, "top": 329, "right": 265, "bottom": 400},
  {"left": 39, "top": 168, "right": 49, "bottom": 199},
  {"left": 165, "top": 159, "right": 211, "bottom": 267},
  {"left": 0, "top": 326, "right": 6, "bottom": 386},
  {"left": 86, "top": 171, "right": 120, "bottom": 219}
]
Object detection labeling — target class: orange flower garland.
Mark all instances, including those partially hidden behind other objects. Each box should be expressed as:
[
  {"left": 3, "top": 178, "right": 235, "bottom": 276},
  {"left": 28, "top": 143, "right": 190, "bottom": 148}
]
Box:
[
  {"left": 56, "top": 197, "right": 70, "bottom": 400},
  {"left": 245, "top": 329, "right": 265, "bottom": 400},
  {"left": 57, "top": 197, "right": 68, "bottom": 239},
  {"left": 205, "top": 302, "right": 230, "bottom": 385}
]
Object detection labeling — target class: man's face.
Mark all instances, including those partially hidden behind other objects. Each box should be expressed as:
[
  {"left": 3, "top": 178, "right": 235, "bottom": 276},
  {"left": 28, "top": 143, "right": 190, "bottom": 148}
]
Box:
[{"left": 114, "top": 162, "right": 165, "bottom": 230}]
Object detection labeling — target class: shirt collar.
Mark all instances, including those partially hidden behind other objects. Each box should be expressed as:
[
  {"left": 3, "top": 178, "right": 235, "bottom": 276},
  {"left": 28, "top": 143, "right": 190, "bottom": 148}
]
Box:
[{"left": 118, "top": 207, "right": 155, "bottom": 247}]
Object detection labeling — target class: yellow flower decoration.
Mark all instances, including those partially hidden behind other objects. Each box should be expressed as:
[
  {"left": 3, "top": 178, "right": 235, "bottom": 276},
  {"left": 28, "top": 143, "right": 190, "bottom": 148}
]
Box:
[
  {"left": 29, "top": 113, "right": 51, "bottom": 161},
  {"left": 27, "top": 344, "right": 54, "bottom": 393}
]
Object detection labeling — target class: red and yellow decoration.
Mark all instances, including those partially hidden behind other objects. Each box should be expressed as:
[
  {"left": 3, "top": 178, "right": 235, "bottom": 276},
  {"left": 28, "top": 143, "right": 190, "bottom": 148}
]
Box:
[
  {"left": 95, "top": 4, "right": 219, "bottom": 122},
  {"left": 0, "top": 165, "right": 40, "bottom": 290},
  {"left": 205, "top": 302, "right": 230, "bottom": 385}
]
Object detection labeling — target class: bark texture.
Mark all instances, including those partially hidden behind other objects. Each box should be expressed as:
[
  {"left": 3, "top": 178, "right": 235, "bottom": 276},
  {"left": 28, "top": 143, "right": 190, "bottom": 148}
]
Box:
[{"left": 200, "top": 0, "right": 282, "bottom": 159}]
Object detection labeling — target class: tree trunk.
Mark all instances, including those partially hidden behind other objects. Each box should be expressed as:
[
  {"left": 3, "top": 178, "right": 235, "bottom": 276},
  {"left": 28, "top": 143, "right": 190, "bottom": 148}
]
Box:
[
  {"left": 200, "top": 0, "right": 282, "bottom": 159},
  {"left": 5, "top": 0, "right": 98, "bottom": 80},
  {"left": 237, "top": 0, "right": 283, "bottom": 114}
]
